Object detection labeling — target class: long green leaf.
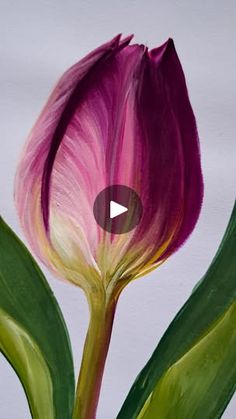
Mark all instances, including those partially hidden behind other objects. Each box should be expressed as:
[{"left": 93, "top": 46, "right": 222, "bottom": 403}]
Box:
[
  {"left": 0, "top": 217, "right": 75, "bottom": 419},
  {"left": 138, "top": 301, "right": 236, "bottom": 419},
  {"left": 117, "top": 201, "right": 236, "bottom": 419}
]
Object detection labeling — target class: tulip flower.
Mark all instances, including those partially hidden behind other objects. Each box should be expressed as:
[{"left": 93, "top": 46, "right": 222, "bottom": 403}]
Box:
[{"left": 15, "top": 34, "right": 203, "bottom": 419}]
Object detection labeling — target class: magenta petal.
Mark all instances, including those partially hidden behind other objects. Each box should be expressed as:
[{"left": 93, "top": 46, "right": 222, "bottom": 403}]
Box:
[
  {"left": 130, "top": 39, "right": 203, "bottom": 263},
  {"left": 15, "top": 35, "right": 203, "bottom": 284},
  {"left": 41, "top": 34, "right": 135, "bottom": 230}
]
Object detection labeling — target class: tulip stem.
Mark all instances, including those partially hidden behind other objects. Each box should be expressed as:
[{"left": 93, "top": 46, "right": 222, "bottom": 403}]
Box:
[{"left": 73, "top": 288, "right": 117, "bottom": 419}]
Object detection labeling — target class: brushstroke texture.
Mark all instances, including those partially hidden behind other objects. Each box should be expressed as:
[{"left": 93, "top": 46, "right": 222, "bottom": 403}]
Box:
[
  {"left": 0, "top": 308, "right": 54, "bottom": 419},
  {"left": 0, "top": 217, "right": 75, "bottom": 419},
  {"left": 137, "top": 301, "right": 236, "bottom": 419},
  {"left": 117, "top": 201, "right": 236, "bottom": 419},
  {"left": 15, "top": 35, "right": 203, "bottom": 290}
]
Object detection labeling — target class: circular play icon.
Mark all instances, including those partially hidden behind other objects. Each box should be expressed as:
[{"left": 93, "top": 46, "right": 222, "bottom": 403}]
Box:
[{"left": 93, "top": 185, "right": 143, "bottom": 234}]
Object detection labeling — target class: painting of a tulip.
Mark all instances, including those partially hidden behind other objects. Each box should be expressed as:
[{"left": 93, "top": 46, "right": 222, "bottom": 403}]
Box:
[
  {"left": 0, "top": 33, "right": 235, "bottom": 419},
  {"left": 15, "top": 34, "right": 203, "bottom": 286},
  {"left": 14, "top": 35, "right": 203, "bottom": 418}
]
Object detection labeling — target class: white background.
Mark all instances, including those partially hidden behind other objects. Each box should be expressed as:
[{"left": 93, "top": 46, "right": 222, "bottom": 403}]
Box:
[{"left": 0, "top": 1, "right": 236, "bottom": 418}]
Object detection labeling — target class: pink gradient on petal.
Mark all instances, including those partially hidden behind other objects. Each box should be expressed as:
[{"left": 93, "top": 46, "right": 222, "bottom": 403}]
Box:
[
  {"left": 15, "top": 35, "right": 203, "bottom": 283},
  {"left": 49, "top": 44, "right": 145, "bottom": 259},
  {"left": 15, "top": 35, "right": 131, "bottom": 267}
]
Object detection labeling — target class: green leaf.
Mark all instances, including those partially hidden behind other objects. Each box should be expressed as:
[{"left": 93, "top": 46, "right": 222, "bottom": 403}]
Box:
[
  {"left": 137, "top": 301, "right": 236, "bottom": 419},
  {"left": 0, "top": 217, "right": 75, "bottom": 419},
  {"left": 117, "top": 201, "right": 236, "bottom": 419}
]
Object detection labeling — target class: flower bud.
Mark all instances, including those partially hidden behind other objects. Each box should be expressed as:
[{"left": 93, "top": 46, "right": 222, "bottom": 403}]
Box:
[{"left": 15, "top": 35, "right": 203, "bottom": 292}]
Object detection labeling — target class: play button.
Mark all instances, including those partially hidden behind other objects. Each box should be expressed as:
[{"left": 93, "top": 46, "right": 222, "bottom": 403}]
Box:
[
  {"left": 93, "top": 185, "right": 143, "bottom": 234},
  {"left": 110, "top": 201, "right": 128, "bottom": 219}
]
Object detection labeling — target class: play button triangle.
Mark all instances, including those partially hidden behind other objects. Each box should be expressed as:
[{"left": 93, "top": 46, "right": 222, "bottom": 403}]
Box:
[
  {"left": 93, "top": 185, "right": 143, "bottom": 234},
  {"left": 110, "top": 200, "right": 128, "bottom": 219}
]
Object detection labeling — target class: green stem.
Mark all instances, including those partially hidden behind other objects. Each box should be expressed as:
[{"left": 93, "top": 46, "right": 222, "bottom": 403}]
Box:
[{"left": 73, "top": 288, "right": 118, "bottom": 419}]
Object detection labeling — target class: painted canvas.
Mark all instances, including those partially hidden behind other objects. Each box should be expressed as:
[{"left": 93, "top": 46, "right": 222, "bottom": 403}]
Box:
[{"left": 0, "top": 6, "right": 236, "bottom": 419}]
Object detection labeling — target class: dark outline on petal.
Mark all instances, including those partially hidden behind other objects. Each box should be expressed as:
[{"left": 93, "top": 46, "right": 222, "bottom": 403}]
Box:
[{"left": 41, "top": 35, "right": 133, "bottom": 231}]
